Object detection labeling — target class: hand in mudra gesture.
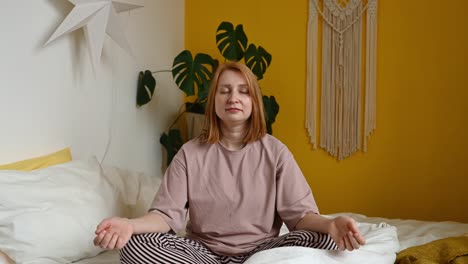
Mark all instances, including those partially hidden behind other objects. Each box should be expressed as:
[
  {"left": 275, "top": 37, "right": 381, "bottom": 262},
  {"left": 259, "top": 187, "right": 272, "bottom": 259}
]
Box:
[
  {"left": 328, "top": 216, "right": 366, "bottom": 251},
  {"left": 93, "top": 217, "right": 133, "bottom": 250}
]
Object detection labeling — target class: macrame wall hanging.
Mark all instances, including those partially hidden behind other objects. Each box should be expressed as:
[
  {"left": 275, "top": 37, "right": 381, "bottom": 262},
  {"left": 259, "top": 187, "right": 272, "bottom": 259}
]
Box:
[{"left": 306, "top": 0, "right": 378, "bottom": 160}]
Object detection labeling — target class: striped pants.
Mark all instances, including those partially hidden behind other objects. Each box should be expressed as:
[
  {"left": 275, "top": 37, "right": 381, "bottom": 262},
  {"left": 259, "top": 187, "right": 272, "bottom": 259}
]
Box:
[{"left": 120, "top": 230, "right": 337, "bottom": 264}]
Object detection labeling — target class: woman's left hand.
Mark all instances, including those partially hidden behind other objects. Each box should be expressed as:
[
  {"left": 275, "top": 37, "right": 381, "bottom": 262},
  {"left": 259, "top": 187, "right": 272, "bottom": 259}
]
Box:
[{"left": 328, "top": 216, "right": 366, "bottom": 251}]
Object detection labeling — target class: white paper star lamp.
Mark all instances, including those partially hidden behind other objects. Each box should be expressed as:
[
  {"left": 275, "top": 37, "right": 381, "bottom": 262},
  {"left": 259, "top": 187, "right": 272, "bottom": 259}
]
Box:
[{"left": 45, "top": 0, "right": 143, "bottom": 72}]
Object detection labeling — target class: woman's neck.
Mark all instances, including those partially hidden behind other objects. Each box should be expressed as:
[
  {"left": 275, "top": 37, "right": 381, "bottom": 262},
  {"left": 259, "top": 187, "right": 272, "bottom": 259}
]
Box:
[{"left": 220, "top": 123, "right": 247, "bottom": 150}]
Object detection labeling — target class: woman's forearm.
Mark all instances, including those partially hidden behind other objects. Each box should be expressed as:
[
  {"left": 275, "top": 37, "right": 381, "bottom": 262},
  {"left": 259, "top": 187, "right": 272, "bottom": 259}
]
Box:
[
  {"left": 129, "top": 212, "right": 171, "bottom": 234},
  {"left": 294, "top": 213, "right": 333, "bottom": 234}
]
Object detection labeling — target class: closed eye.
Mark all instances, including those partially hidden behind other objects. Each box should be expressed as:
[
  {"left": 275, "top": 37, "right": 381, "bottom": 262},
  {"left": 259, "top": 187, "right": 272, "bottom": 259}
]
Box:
[
  {"left": 219, "top": 87, "right": 231, "bottom": 94},
  {"left": 239, "top": 85, "right": 249, "bottom": 94}
]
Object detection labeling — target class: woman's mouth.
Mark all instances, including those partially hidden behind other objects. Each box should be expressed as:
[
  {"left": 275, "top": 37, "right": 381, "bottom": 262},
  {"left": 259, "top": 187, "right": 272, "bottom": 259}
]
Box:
[{"left": 226, "top": 108, "right": 242, "bottom": 112}]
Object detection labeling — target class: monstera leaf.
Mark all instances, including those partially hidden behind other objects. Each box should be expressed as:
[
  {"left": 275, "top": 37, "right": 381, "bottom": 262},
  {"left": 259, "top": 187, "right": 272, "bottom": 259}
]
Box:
[
  {"left": 160, "top": 129, "right": 184, "bottom": 166},
  {"left": 197, "top": 79, "right": 210, "bottom": 104},
  {"left": 136, "top": 70, "right": 156, "bottom": 106},
  {"left": 262, "top": 95, "right": 279, "bottom": 134},
  {"left": 172, "top": 50, "right": 215, "bottom": 97},
  {"left": 197, "top": 59, "right": 219, "bottom": 104},
  {"left": 244, "top": 44, "right": 272, "bottom": 80},
  {"left": 216, "top": 21, "right": 248, "bottom": 61}
]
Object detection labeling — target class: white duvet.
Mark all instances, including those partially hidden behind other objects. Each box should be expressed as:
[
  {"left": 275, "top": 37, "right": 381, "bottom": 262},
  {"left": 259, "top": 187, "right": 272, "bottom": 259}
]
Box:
[{"left": 244, "top": 222, "right": 399, "bottom": 264}]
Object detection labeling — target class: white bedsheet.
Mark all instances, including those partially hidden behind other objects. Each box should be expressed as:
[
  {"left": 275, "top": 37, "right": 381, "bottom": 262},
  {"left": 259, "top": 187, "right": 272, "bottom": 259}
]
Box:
[{"left": 73, "top": 251, "right": 118, "bottom": 264}]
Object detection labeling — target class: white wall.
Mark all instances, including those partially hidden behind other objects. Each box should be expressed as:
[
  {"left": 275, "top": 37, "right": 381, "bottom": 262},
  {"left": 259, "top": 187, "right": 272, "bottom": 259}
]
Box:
[{"left": 0, "top": 0, "right": 185, "bottom": 177}]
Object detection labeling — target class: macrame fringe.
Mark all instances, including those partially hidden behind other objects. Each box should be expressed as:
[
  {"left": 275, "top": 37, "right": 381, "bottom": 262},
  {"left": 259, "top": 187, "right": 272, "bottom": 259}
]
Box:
[
  {"left": 364, "top": 0, "right": 378, "bottom": 151},
  {"left": 306, "top": 0, "right": 378, "bottom": 160},
  {"left": 306, "top": 0, "right": 319, "bottom": 149}
]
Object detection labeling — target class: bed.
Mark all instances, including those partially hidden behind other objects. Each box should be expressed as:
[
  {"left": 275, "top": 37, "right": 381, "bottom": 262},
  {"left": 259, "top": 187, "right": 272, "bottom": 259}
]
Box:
[{"left": 1, "top": 152, "right": 467, "bottom": 264}]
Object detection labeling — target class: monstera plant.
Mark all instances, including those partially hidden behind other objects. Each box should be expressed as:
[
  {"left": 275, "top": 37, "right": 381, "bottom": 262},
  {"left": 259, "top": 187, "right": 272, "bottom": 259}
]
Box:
[{"left": 137, "top": 21, "right": 279, "bottom": 166}]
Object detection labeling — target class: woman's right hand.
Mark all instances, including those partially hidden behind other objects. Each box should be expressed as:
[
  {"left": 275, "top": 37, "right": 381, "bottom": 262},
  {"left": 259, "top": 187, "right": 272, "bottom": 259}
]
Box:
[{"left": 94, "top": 217, "right": 133, "bottom": 250}]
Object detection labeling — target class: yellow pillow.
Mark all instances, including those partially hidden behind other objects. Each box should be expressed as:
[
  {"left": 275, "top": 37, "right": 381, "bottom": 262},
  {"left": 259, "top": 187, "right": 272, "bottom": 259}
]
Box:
[{"left": 0, "top": 148, "right": 72, "bottom": 171}]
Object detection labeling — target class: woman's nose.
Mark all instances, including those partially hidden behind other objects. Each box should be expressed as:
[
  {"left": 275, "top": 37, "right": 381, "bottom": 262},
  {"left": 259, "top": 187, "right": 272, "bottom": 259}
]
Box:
[{"left": 227, "top": 92, "right": 240, "bottom": 103}]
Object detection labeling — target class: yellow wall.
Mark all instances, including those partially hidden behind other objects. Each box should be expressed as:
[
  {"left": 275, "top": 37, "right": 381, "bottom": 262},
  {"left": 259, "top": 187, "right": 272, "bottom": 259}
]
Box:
[{"left": 185, "top": 0, "right": 468, "bottom": 222}]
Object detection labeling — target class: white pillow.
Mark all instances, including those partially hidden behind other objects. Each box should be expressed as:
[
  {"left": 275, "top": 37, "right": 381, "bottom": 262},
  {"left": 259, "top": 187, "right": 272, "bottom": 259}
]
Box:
[
  {"left": 0, "top": 157, "right": 126, "bottom": 264},
  {"left": 102, "top": 166, "right": 161, "bottom": 218}
]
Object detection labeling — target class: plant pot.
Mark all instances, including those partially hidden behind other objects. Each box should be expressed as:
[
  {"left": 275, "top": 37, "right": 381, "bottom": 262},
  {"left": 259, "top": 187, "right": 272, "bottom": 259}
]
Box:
[{"left": 185, "top": 112, "right": 205, "bottom": 140}]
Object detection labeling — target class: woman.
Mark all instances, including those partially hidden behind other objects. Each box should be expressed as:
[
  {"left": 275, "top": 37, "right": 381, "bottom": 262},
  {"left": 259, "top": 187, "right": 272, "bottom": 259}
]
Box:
[{"left": 94, "top": 62, "right": 365, "bottom": 263}]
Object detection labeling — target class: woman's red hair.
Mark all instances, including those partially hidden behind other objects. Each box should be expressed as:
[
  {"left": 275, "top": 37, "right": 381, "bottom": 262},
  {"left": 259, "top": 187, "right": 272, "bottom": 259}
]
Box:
[{"left": 199, "top": 62, "right": 266, "bottom": 144}]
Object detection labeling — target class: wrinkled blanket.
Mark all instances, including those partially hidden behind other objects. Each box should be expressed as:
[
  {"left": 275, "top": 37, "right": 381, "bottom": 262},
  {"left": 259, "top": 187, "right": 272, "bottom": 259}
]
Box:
[
  {"left": 395, "top": 236, "right": 468, "bottom": 264},
  {"left": 244, "top": 222, "right": 399, "bottom": 264}
]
